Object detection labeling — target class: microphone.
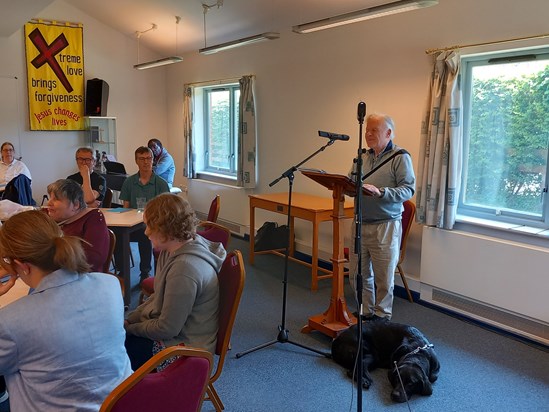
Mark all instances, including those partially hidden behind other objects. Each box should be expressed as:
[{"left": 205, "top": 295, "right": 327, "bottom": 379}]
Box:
[
  {"left": 357, "top": 101, "right": 366, "bottom": 123},
  {"left": 318, "top": 130, "right": 350, "bottom": 141}
]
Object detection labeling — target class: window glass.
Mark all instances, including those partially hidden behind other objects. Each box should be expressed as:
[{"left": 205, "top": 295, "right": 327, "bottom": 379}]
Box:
[
  {"left": 460, "top": 49, "right": 549, "bottom": 227},
  {"left": 195, "top": 83, "right": 240, "bottom": 181}
]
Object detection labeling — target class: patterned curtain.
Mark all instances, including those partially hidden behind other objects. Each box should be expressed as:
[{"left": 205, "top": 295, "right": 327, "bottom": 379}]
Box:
[
  {"left": 237, "top": 75, "right": 257, "bottom": 188},
  {"left": 416, "top": 51, "right": 462, "bottom": 229},
  {"left": 183, "top": 85, "right": 195, "bottom": 178}
]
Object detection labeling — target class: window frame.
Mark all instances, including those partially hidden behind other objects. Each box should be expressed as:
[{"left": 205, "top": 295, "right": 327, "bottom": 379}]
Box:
[
  {"left": 192, "top": 80, "right": 241, "bottom": 185},
  {"left": 458, "top": 47, "right": 549, "bottom": 230}
]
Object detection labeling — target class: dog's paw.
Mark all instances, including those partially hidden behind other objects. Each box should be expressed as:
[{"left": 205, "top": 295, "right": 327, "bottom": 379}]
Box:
[{"left": 346, "top": 369, "right": 372, "bottom": 389}]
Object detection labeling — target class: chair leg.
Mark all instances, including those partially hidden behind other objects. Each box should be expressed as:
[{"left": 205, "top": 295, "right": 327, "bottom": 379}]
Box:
[
  {"left": 397, "top": 264, "right": 414, "bottom": 303},
  {"left": 206, "top": 384, "right": 224, "bottom": 411}
]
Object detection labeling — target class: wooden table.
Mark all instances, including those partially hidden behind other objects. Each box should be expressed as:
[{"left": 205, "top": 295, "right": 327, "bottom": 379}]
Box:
[
  {"left": 249, "top": 192, "right": 353, "bottom": 290},
  {"left": 102, "top": 208, "right": 144, "bottom": 307}
]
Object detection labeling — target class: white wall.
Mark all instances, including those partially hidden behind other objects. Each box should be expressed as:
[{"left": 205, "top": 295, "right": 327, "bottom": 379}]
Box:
[
  {"left": 165, "top": 0, "right": 549, "bottom": 283},
  {"left": 0, "top": 0, "right": 169, "bottom": 201},
  {"left": 2, "top": 0, "right": 549, "bottom": 300}
]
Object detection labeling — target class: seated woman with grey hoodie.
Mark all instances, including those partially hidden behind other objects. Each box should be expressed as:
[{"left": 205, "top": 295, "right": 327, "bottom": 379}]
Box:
[{"left": 124, "top": 193, "right": 226, "bottom": 370}]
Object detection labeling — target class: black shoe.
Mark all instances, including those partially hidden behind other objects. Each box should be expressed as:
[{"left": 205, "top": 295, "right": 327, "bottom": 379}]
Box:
[
  {"left": 352, "top": 311, "right": 376, "bottom": 321},
  {"left": 370, "top": 315, "right": 390, "bottom": 322}
]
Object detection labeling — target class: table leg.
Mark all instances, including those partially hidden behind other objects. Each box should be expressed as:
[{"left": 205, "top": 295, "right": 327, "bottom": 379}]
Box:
[
  {"left": 249, "top": 203, "right": 255, "bottom": 264},
  {"left": 112, "top": 227, "right": 132, "bottom": 308},
  {"left": 311, "top": 218, "right": 319, "bottom": 291}
]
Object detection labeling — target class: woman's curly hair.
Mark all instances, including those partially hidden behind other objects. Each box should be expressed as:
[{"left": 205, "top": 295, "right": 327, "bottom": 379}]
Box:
[{"left": 144, "top": 193, "right": 197, "bottom": 242}]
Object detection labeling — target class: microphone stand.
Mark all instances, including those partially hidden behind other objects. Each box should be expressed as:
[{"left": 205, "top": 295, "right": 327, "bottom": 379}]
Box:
[
  {"left": 353, "top": 102, "right": 366, "bottom": 411},
  {"left": 236, "top": 139, "right": 339, "bottom": 359}
]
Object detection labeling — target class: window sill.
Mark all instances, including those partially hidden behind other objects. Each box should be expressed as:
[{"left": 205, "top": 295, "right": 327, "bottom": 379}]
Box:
[
  {"left": 195, "top": 171, "right": 237, "bottom": 187},
  {"left": 454, "top": 215, "right": 549, "bottom": 248}
]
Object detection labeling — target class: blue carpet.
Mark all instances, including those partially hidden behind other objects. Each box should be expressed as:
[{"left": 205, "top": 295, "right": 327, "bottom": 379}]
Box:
[
  {"left": 1, "top": 237, "right": 547, "bottom": 411},
  {"left": 198, "top": 237, "right": 548, "bottom": 412}
]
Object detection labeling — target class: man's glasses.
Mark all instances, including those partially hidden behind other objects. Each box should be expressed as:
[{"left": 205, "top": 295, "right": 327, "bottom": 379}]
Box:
[
  {"left": 1, "top": 149, "right": 14, "bottom": 153},
  {"left": 76, "top": 157, "right": 94, "bottom": 163},
  {"left": 137, "top": 156, "right": 153, "bottom": 162}
]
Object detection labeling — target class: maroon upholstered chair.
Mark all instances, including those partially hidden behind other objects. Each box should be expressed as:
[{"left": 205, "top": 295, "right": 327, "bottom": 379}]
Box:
[
  {"left": 102, "top": 187, "right": 113, "bottom": 208},
  {"left": 204, "top": 250, "right": 246, "bottom": 411},
  {"left": 103, "top": 229, "right": 117, "bottom": 274},
  {"left": 139, "top": 221, "right": 232, "bottom": 304},
  {"left": 100, "top": 346, "right": 212, "bottom": 412},
  {"left": 103, "top": 229, "right": 124, "bottom": 297},
  {"left": 206, "top": 194, "right": 220, "bottom": 223},
  {"left": 396, "top": 200, "right": 415, "bottom": 303},
  {"left": 196, "top": 221, "right": 231, "bottom": 248}
]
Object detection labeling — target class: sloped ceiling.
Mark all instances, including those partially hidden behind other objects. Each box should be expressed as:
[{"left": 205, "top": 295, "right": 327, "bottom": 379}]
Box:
[{"left": 1, "top": 0, "right": 383, "bottom": 55}]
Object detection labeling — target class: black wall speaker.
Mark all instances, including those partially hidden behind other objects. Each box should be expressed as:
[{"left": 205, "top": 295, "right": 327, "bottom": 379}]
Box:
[{"left": 85, "top": 78, "right": 109, "bottom": 116}]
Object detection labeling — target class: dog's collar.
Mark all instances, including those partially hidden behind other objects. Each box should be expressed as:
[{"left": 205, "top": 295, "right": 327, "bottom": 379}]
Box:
[{"left": 397, "top": 343, "right": 434, "bottom": 365}]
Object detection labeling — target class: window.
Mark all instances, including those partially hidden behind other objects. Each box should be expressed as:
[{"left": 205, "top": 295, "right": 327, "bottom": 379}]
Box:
[
  {"left": 459, "top": 48, "right": 549, "bottom": 228},
  {"left": 193, "top": 82, "right": 240, "bottom": 182}
]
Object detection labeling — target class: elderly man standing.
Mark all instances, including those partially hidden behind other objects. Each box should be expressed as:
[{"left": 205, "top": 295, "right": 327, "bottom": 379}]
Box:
[
  {"left": 348, "top": 113, "right": 415, "bottom": 322},
  {"left": 67, "top": 147, "right": 106, "bottom": 208},
  {"left": 147, "top": 138, "right": 175, "bottom": 188},
  {"left": 117, "top": 146, "right": 170, "bottom": 283}
]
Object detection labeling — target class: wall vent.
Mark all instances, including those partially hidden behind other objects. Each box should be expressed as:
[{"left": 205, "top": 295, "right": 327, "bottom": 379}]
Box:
[{"left": 425, "top": 286, "right": 548, "bottom": 346}]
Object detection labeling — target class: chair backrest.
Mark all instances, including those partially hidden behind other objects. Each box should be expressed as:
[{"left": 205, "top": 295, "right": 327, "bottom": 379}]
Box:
[
  {"left": 206, "top": 195, "right": 220, "bottom": 223},
  {"left": 103, "top": 229, "right": 116, "bottom": 274},
  {"left": 100, "top": 346, "right": 212, "bottom": 412},
  {"left": 197, "top": 221, "right": 231, "bottom": 249},
  {"left": 102, "top": 187, "right": 113, "bottom": 208},
  {"left": 211, "top": 250, "right": 245, "bottom": 384},
  {"left": 399, "top": 200, "right": 416, "bottom": 264}
]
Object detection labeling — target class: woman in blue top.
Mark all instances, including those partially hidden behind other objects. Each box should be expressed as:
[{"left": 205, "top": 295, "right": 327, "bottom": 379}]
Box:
[{"left": 0, "top": 210, "right": 132, "bottom": 411}]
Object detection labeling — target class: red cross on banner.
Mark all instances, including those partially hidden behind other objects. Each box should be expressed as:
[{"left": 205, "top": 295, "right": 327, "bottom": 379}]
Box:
[{"left": 24, "top": 21, "right": 85, "bottom": 131}]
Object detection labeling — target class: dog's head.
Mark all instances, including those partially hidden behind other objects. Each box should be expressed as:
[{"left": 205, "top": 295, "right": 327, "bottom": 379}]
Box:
[{"left": 388, "top": 361, "right": 433, "bottom": 403}]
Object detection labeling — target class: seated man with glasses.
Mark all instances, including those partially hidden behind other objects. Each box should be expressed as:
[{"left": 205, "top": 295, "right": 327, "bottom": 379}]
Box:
[
  {"left": 67, "top": 147, "right": 106, "bottom": 208},
  {"left": 116, "top": 146, "right": 170, "bottom": 283}
]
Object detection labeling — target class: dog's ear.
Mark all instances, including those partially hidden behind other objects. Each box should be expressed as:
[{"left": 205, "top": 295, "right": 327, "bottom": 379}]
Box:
[
  {"left": 391, "top": 343, "right": 410, "bottom": 363},
  {"left": 428, "top": 352, "right": 441, "bottom": 383},
  {"left": 411, "top": 364, "right": 433, "bottom": 397},
  {"left": 421, "top": 378, "right": 433, "bottom": 396}
]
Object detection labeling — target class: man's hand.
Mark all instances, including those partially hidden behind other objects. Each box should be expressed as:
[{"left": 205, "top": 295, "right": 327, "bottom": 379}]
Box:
[
  {"left": 78, "top": 163, "right": 91, "bottom": 178},
  {"left": 362, "top": 183, "right": 382, "bottom": 198}
]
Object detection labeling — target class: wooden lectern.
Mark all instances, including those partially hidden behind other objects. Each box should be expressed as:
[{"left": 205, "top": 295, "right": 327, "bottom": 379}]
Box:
[{"left": 300, "top": 170, "right": 359, "bottom": 338}]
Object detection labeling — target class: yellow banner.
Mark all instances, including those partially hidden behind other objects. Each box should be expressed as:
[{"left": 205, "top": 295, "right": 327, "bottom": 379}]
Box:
[{"left": 24, "top": 21, "right": 85, "bottom": 131}]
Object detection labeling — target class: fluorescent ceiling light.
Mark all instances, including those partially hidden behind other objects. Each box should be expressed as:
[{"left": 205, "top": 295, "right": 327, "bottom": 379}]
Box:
[
  {"left": 133, "top": 56, "right": 183, "bottom": 70},
  {"left": 199, "top": 32, "right": 280, "bottom": 55},
  {"left": 292, "top": 0, "right": 438, "bottom": 34}
]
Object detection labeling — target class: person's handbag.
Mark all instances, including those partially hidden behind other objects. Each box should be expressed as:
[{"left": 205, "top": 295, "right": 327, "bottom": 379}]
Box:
[{"left": 254, "top": 221, "right": 291, "bottom": 252}]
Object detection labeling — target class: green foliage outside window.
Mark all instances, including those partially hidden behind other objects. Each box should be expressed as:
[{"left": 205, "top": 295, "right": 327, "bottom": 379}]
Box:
[{"left": 462, "top": 55, "right": 549, "bottom": 223}]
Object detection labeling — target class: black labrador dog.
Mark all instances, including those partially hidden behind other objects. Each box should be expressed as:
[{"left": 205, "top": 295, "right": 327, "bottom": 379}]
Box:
[{"left": 331, "top": 320, "right": 440, "bottom": 402}]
